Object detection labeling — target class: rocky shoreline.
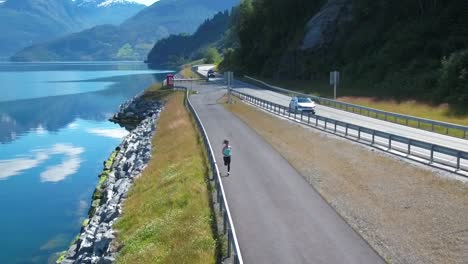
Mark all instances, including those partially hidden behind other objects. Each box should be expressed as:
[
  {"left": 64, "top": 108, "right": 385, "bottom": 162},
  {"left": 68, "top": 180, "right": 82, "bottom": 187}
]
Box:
[{"left": 60, "top": 95, "right": 163, "bottom": 264}]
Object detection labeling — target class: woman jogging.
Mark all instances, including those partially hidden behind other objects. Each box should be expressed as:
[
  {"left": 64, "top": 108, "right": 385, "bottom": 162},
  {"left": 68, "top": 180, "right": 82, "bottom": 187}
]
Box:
[{"left": 222, "top": 139, "right": 232, "bottom": 175}]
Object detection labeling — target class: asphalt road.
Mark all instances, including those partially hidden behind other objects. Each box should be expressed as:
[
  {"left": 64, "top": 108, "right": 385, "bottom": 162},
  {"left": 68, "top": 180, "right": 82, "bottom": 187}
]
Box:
[
  {"left": 232, "top": 81, "right": 468, "bottom": 153},
  {"left": 186, "top": 79, "right": 384, "bottom": 264}
]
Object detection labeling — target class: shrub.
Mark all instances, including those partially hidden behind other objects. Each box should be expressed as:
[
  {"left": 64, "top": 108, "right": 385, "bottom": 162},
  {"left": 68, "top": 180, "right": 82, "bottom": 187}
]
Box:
[{"left": 436, "top": 49, "right": 468, "bottom": 107}]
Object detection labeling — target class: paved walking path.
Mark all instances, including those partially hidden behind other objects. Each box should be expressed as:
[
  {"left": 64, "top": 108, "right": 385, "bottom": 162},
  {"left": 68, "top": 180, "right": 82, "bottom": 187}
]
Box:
[{"left": 187, "top": 80, "right": 384, "bottom": 264}]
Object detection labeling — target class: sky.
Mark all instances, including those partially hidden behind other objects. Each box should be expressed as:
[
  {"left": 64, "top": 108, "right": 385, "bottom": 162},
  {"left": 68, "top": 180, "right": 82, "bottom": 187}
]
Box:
[{"left": 133, "top": 0, "right": 158, "bottom": 6}]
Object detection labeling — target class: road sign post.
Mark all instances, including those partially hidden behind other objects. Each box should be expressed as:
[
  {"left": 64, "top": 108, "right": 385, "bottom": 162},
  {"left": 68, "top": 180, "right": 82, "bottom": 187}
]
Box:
[{"left": 330, "top": 71, "right": 340, "bottom": 100}]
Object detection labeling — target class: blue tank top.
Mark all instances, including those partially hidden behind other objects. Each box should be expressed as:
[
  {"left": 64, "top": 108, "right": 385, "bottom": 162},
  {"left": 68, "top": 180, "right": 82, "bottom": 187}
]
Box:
[{"left": 223, "top": 146, "right": 231, "bottom": 157}]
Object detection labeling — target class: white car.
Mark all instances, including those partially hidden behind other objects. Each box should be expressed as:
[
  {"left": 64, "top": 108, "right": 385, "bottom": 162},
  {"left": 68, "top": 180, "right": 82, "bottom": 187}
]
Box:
[{"left": 289, "top": 96, "right": 316, "bottom": 114}]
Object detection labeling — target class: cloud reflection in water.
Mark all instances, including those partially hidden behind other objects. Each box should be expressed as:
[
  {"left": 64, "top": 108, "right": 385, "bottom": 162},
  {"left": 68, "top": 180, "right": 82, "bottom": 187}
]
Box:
[
  {"left": 87, "top": 128, "right": 128, "bottom": 139},
  {"left": 0, "top": 144, "right": 84, "bottom": 182}
]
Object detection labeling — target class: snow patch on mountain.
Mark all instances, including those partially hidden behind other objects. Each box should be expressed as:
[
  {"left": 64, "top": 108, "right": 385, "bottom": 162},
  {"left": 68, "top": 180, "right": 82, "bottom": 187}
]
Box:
[
  {"left": 72, "top": 0, "right": 145, "bottom": 8},
  {"left": 98, "top": 0, "right": 139, "bottom": 7}
]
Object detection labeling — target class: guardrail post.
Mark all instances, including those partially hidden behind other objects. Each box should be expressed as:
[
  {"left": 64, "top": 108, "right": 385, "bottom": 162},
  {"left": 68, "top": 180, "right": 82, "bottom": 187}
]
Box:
[
  {"left": 408, "top": 140, "right": 411, "bottom": 155},
  {"left": 430, "top": 145, "right": 435, "bottom": 162},
  {"left": 316, "top": 116, "right": 318, "bottom": 127},
  {"left": 219, "top": 192, "right": 223, "bottom": 212},
  {"left": 227, "top": 228, "right": 232, "bottom": 257},
  {"left": 345, "top": 124, "right": 348, "bottom": 136},
  {"left": 389, "top": 135, "right": 392, "bottom": 149},
  {"left": 325, "top": 119, "right": 327, "bottom": 130},
  {"left": 358, "top": 127, "right": 361, "bottom": 140},
  {"left": 405, "top": 119, "right": 409, "bottom": 126},
  {"left": 294, "top": 110, "right": 297, "bottom": 120},
  {"left": 457, "top": 152, "right": 461, "bottom": 170},
  {"left": 217, "top": 183, "right": 221, "bottom": 204},
  {"left": 334, "top": 121, "right": 337, "bottom": 132},
  {"left": 308, "top": 112, "right": 311, "bottom": 124},
  {"left": 431, "top": 123, "right": 434, "bottom": 132},
  {"left": 445, "top": 127, "right": 449, "bottom": 135},
  {"left": 300, "top": 112, "right": 303, "bottom": 122},
  {"left": 223, "top": 210, "right": 228, "bottom": 234}
]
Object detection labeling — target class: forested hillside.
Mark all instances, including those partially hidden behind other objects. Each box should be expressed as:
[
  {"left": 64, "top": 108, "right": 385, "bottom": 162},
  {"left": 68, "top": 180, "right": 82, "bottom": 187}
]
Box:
[
  {"left": 147, "top": 11, "right": 231, "bottom": 67},
  {"left": 221, "top": 0, "right": 468, "bottom": 109}
]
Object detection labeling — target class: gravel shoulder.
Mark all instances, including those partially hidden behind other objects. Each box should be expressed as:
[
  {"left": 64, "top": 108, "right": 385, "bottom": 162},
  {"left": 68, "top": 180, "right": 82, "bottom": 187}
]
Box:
[{"left": 223, "top": 96, "right": 468, "bottom": 264}]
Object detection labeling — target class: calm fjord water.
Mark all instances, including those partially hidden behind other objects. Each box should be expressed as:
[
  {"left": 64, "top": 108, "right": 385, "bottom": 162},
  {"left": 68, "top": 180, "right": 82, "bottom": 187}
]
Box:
[{"left": 0, "top": 62, "right": 170, "bottom": 264}]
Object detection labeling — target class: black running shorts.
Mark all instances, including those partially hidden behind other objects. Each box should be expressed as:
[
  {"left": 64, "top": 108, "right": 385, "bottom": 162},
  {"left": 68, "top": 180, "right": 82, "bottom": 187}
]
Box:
[{"left": 223, "top": 156, "right": 231, "bottom": 166}]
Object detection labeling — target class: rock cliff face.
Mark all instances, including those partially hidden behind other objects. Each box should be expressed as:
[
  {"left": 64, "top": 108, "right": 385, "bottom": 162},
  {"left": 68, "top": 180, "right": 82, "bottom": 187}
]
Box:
[
  {"left": 300, "top": 0, "right": 353, "bottom": 50},
  {"left": 60, "top": 96, "right": 162, "bottom": 264},
  {"left": 275, "top": 0, "right": 352, "bottom": 79}
]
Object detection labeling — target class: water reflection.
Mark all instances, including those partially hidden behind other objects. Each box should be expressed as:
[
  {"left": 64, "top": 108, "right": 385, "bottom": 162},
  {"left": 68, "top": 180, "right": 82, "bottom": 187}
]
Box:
[
  {"left": 0, "top": 62, "right": 170, "bottom": 264},
  {"left": 86, "top": 128, "right": 129, "bottom": 139},
  {"left": 0, "top": 73, "right": 162, "bottom": 144},
  {"left": 0, "top": 143, "right": 85, "bottom": 182},
  {"left": 40, "top": 144, "right": 85, "bottom": 183},
  {"left": 0, "top": 152, "right": 49, "bottom": 180}
]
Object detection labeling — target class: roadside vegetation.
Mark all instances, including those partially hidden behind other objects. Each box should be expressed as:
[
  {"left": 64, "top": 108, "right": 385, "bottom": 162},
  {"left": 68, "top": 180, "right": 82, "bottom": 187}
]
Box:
[
  {"left": 220, "top": 0, "right": 468, "bottom": 112},
  {"left": 141, "top": 83, "right": 173, "bottom": 102},
  {"left": 180, "top": 65, "right": 201, "bottom": 79},
  {"left": 114, "top": 91, "right": 216, "bottom": 263},
  {"left": 221, "top": 94, "right": 468, "bottom": 264}
]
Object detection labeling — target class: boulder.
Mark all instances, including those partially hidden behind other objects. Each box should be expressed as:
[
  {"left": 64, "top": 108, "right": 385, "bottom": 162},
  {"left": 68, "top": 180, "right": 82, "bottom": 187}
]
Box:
[
  {"left": 93, "top": 231, "right": 114, "bottom": 256},
  {"left": 65, "top": 244, "right": 78, "bottom": 259},
  {"left": 103, "top": 205, "right": 119, "bottom": 223},
  {"left": 116, "top": 179, "right": 130, "bottom": 195},
  {"left": 77, "top": 236, "right": 94, "bottom": 255}
]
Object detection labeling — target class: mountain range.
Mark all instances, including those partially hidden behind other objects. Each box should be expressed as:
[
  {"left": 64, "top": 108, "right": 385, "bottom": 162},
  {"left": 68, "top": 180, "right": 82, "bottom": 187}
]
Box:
[
  {"left": 11, "top": 0, "right": 240, "bottom": 61},
  {"left": 0, "top": 0, "right": 145, "bottom": 59}
]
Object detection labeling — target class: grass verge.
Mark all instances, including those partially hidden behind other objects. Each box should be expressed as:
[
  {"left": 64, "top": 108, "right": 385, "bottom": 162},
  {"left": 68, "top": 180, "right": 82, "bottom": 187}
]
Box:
[
  {"left": 180, "top": 65, "right": 201, "bottom": 79},
  {"left": 222, "top": 94, "right": 468, "bottom": 264},
  {"left": 246, "top": 77, "right": 468, "bottom": 127},
  {"left": 114, "top": 92, "right": 216, "bottom": 264},
  {"left": 141, "top": 83, "right": 173, "bottom": 102}
]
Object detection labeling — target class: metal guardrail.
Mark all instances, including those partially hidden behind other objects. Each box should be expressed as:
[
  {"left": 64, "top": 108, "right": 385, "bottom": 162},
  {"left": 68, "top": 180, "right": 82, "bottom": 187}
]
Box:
[
  {"left": 182, "top": 85, "right": 244, "bottom": 264},
  {"left": 244, "top": 76, "right": 468, "bottom": 140},
  {"left": 231, "top": 89, "right": 468, "bottom": 176}
]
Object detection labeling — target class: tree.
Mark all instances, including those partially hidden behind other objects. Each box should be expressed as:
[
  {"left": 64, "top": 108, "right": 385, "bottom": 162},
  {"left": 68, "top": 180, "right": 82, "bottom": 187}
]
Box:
[
  {"left": 436, "top": 49, "right": 468, "bottom": 108},
  {"left": 204, "top": 47, "right": 221, "bottom": 64}
]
